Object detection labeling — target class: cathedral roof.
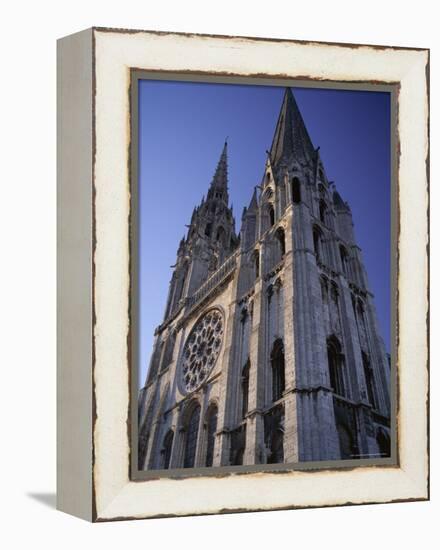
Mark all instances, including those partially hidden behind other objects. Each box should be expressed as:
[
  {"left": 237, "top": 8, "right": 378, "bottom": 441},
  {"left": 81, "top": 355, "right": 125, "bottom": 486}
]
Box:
[{"left": 269, "top": 88, "right": 316, "bottom": 167}]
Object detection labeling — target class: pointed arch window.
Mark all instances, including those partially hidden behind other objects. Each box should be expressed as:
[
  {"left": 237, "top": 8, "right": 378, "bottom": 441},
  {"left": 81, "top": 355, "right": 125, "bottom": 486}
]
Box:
[
  {"left": 340, "top": 245, "right": 349, "bottom": 277},
  {"left": 291, "top": 177, "right": 301, "bottom": 203},
  {"left": 330, "top": 282, "right": 339, "bottom": 304},
  {"left": 205, "top": 222, "right": 212, "bottom": 237},
  {"left": 320, "top": 276, "right": 328, "bottom": 303},
  {"left": 253, "top": 249, "right": 260, "bottom": 279},
  {"left": 271, "top": 339, "right": 285, "bottom": 402},
  {"left": 161, "top": 331, "right": 175, "bottom": 371},
  {"left": 362, "top": 352, "right": 377, "bottom": 409},
  {"left": 205, "top": 404, "right": 218, "bottom": 467},
  {"left": 269, "top": 205, "right": 275, "bottom": 227},
  {"left": 242, "top": 360, "right": 250, "bottom": 418},
  {"left": 313, "top": 225, "right": 323, "bottom": 263},
  {"left": 161, "top": 430, "right": 174, "bottom": 469},
  {"left": 174, "top": 260, "right": 188, "bottom": 305},
  {"left": 319, "top": 200, "right": 327, "bottom": 224},
  {"left": 327, "top": 336, "right": 346, "bottom": 397},
  {"left": 183, "top": 404, "right": 201, "bottom": 468},
  {"left": 275, "top": 227, "right": 286, "bottom": 257}
]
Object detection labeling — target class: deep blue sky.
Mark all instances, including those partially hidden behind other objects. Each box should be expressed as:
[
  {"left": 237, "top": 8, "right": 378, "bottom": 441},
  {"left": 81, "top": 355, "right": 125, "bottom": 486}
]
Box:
[{"left": 138, "top": 80, "right": 391, "bottom": 386}]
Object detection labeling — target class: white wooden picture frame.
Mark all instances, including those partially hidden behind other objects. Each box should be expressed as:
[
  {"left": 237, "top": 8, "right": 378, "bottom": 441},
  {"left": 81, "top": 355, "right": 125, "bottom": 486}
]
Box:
[{"left": 57, "top": 27, "right": 429, "bottom": 522}]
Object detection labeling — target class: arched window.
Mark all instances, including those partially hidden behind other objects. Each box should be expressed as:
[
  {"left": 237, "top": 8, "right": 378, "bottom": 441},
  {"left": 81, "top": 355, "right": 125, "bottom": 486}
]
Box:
[
  {"left": 240, "top": 306, "right": 248, "bottom": 324},
  {"left": 174, "top": 261, "right": 188, "bottom": 305},
  {"left": 266, "top": 172, "right": 271, "bottom": 185},
  {"left": 320, "top": 276, "right": 328, "bottom": 302},
  {"left": 242, "top": 360, "right": 250, "bottom": 418},
  {"left": 340, "top": 245, "right": 348, "bottom": 277},
  {"left": 205, "top": 404, "right": 218, "bottom": 467},
  {"left": 205, "top": 222, "right": 212, "bottom": 237},
  {"left": 253, "top": 249, "right": 260, "bottom": 279},
  {"left": 362, "top": 352, "right": 377, "bottom": 409},
  {"left": 291, "top": 177, "right": 301, "bottom": 203},
  {"left": 330, "top": 282, "right": 339, "bottom": 304},
  {"left": 268, "top": 205, "right": 275, "bottom": 227},
  {"left": 327, "top": 336, "right": 346, "bottom": 397},
  {"left": 271, "top": 339, "right": 285, "bottom": 402},
  {"left": 275, "top": 227, "right": 286, "bottom": 257},
  {"left": 161, "top": 429, "right": 174, "bottom": 469},
  {"left": 161, "top": 331, "right": 175, "bottom": 371},
  {"left": 313, "top": 226, "right": 323, "bottom": 262},
  {"left": 319, "top": 200, "right": 327, "bottom": 224},
  {"left": 183, "top": 404, "right": 201, "bottom": 468}
]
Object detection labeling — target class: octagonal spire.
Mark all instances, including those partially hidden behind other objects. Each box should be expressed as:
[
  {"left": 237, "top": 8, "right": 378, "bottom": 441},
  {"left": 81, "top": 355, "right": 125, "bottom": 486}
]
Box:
[{"left": 269, "top": 88, "right": 316, "bottom": 167}]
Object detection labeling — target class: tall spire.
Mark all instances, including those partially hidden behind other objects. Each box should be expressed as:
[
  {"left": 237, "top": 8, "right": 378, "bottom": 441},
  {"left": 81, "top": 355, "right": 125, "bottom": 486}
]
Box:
[
  {"left": 269, "top": 88, "right": 315, "bottom": 167},
  {"left": 210, "top": 141, "right": 228, "bottom": 190}
]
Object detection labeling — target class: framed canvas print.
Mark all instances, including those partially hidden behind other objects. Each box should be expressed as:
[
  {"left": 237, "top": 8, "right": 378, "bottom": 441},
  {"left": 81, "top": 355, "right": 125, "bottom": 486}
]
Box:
[{"left": 57, "top": 27, "right": 429, "bottom": 522}]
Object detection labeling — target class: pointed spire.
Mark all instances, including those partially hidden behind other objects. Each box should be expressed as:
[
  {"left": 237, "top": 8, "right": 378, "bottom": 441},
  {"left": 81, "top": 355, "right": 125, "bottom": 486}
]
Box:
[
  {"left": 210, "top": 140, "right": 228, "bottom": 191},
  {"left": 247, "top": 188, "right": 258, "bottom": 214},
  {"left": 269, "top": 88, "right": 315, "bottom": 167}
]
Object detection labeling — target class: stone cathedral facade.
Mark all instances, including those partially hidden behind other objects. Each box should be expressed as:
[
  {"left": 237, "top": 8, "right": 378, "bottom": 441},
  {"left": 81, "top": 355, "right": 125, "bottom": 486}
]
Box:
[{"left": 138, "top": 88, "right": 391, "bottom": 471}]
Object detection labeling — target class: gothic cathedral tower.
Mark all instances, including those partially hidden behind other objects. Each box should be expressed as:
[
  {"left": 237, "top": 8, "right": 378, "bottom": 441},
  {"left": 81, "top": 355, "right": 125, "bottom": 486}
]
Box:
[{"left": 138, "top": 88, "right": 391, "bottom": 470}]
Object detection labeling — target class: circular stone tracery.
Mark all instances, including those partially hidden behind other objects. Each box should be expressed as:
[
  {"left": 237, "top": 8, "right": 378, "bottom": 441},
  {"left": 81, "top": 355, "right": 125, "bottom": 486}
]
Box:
[{"left": 181, "top": 309, "right": 224, "bottom": 393}]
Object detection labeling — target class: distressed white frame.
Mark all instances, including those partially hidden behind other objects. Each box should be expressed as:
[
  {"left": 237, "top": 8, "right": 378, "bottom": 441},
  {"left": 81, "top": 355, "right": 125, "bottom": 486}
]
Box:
[{"left": 57, "top": 27, "right": 429, "bottom": 522}]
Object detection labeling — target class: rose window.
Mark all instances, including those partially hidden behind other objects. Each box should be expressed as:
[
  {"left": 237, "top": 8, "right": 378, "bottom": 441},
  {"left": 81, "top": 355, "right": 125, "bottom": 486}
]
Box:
[{"left": 181, "top": 309, "right": 224, "bottom": 392}]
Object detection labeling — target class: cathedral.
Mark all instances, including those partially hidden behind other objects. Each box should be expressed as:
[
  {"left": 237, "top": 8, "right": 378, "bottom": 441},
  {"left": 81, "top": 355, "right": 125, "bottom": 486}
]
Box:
[{"left": 138, "top": 88, "right": 391, "bottom": 471}]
